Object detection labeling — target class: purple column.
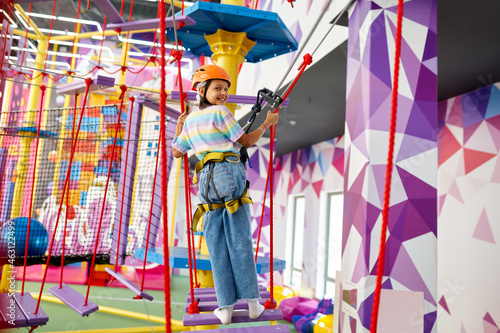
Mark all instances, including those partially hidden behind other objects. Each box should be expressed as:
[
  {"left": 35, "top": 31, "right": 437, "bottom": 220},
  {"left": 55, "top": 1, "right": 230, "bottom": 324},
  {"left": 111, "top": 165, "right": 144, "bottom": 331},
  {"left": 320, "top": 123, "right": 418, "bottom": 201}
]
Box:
[
  {"left": 110, "top": 96, "right": 144, "bottom": 265},
  {"left": 342, "top": 1, "right": 437, "bottom": 332}
]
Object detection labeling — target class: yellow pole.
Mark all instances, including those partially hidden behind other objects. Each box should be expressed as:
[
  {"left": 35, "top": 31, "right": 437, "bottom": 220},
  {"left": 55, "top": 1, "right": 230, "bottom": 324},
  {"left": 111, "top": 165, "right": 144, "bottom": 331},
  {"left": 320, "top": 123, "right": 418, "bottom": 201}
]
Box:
[
  {"left": 10, "top": 37, "right": 47, "bottom": 218},
  {"left": 0, "top": 265, "right": 11, "bottom": 292},
  {"left": 14, "top": 4, "right": 44, "bottom": 38},
  {"left": 204, "top": 29, "right": 255, "bottom": 115},
  {"left": 165, "top": 0, "right": 189, "bottom": 9},
  {"left": 119, "top": 33, "right": 131, "bottom": 89},
  {"left": 221, "top": 0, "right": 245, "bottom": 5},
  {"left": 43, "top": 44, "right": 58, "bottom": 110},
  {"left": 13, "top": 29, "right": 38, "bottom": 40},
  {"left": 169, "top": 158, "right": 182, "bottom": 247}
]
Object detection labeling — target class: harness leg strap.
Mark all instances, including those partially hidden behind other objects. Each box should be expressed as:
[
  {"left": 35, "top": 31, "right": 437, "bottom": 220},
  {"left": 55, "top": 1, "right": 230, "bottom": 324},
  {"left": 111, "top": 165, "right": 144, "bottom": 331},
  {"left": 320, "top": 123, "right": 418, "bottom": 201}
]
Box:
[{"left": 191, "top": 180, "right": 253, "bottom": 232}]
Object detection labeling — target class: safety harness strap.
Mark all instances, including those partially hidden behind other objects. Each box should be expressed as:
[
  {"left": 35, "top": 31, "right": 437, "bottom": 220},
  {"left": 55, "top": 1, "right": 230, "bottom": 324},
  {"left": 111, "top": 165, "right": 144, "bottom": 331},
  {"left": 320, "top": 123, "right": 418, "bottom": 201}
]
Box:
[
  {"left": 193, "top": 151, "right": 239, "bottom": 184},
  {"left": 191, "top": 181, "right": 253, "bottom": 232}
]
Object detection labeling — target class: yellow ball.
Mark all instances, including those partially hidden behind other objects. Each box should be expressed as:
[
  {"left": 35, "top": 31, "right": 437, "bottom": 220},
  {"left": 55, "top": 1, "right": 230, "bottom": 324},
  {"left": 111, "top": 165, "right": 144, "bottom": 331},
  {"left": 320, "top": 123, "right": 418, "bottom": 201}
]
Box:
[
  {"left": 313, "top": 314, "right": 333, "bottom": 333},
  {"left": 272, "top": 285, "right": 295, "bottom": 307}
]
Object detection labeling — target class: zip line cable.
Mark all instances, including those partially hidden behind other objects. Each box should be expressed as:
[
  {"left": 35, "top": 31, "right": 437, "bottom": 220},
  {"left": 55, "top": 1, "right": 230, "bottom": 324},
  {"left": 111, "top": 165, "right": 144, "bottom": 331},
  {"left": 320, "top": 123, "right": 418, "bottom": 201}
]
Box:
[{"left": 274, "top": 0, "right": 356, "bottom": 95}]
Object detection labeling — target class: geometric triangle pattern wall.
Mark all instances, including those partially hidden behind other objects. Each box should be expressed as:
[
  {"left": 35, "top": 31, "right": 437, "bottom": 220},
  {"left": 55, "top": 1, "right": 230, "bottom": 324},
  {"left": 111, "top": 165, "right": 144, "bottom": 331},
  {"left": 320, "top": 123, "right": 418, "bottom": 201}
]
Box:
[
  {"left": 245, "top": 136, "right": 344, "bottom": 287},
  {"left": 343, "top": 1, "right": 437, "bottom": 332},
  {"left": 438, "top": 82, "right": 500, "bottom": 333}
]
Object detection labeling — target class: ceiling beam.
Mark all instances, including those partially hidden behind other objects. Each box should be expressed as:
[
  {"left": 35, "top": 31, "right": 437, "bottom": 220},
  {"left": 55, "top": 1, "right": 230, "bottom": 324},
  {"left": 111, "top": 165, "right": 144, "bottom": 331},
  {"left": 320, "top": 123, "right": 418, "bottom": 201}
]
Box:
[
  {"left": 92, "top": 0, "right": 124, "bottom": 23},
  {"left": 14, "top": 4, "right": 45, "bottom": 38}
]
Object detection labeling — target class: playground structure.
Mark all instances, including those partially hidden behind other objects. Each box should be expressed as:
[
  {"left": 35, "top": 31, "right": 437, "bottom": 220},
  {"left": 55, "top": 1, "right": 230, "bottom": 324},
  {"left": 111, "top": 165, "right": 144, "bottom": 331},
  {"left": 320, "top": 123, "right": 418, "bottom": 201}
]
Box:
[{"left": 1, "top": 0, "right": 478, "bottom": 333}]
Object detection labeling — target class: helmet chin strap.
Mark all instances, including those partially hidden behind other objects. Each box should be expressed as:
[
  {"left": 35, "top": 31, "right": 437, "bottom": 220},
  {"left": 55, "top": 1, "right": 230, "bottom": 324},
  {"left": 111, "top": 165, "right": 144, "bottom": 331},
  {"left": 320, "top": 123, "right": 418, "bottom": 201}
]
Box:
[{"left": 198, "top": 80, "right": 213, "bottom": 106}]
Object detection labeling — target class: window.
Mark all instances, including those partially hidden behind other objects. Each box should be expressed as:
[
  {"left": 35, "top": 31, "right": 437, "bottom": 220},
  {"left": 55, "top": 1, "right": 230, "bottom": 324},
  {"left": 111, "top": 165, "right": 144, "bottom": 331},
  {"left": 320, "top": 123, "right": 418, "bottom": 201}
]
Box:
[
  {"left": 316, "top": 191, "right": 343, "bottom": 298},
  {"left": 284, "top": 195, "right": 305, "bottom": 289}
]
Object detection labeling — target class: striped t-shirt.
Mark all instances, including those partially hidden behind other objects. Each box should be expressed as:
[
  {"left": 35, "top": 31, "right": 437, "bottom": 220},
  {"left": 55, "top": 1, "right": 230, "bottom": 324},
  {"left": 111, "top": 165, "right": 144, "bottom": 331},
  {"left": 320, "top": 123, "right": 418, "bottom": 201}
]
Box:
[{"left": 172, "top": 105, "right": 244, "bottom": 160}]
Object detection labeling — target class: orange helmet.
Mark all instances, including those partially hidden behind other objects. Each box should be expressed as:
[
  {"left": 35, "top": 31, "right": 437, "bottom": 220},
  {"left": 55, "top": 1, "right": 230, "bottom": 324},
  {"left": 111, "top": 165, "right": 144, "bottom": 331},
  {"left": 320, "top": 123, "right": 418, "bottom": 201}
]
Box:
[{"left": 191, "top": 64, "right": 231, "bottom": 90}]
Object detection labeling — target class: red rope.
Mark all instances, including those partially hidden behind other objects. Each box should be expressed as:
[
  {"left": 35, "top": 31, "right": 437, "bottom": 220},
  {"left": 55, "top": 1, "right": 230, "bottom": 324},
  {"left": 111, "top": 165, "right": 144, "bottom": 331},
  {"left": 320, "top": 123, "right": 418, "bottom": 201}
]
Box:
[
  {"left": 49, "top": 73, "right": 66, "bottom": 82},
  {"left": 264, "top": 125, "right": 276, "bottom": 309},
  {"left": 20, "top": 84, "right": 46, "bottom": 295},
  {"left": 189, "top": 224, "right": 198, "bottom": 288},
  {"left": 118, "top": 0, "right": 135, "bottom": 74},
  {"left": 84, "top": 85, "right": 127, "bottom": 306},
  {"left": 1, "top": 1, "right": 13, "bottom": 69},
  {"left": 183, "top": 155, "right": 198, "bottom": 311},
  {"left": 119, "top": 0, "right": 126, "bottom": 16},
  {"left": 150, "top": 5, "right": 161, "bottom": 57},
  {"left": 261, "top": 53, "right": 313, "bottom": 308},
  {"left": 114, "top": 96, "right": 135, "bottom": 272},
  {"left": 159, "top": 0, "right": 172, "bottom": 330},
  {"left": 59, "top": 94, "right": 79, "bottom": 288},
  {"left": 101, "top": 67, "right": 124, "bottom": 75},
  {"left": 255, "top": 163, "right": 271, "bottom": 262},
  {"left": 68, "top": 0, "right": 83, "bottom": 74},
  {"left": 185, "top": 158, "right": 199, "bottom": 288},
  {"left": 35, "top": 78, "right": 93, "bottom": 314},
  {"left": 139, "top": 136, "right": 162, "bottom": 293},
  {"left": 126, "top": 59, "right": 152, "bottom": 74},
  {"left": 173, "top": 46, "right": 200, "bottom": 290},
  {"left": 97, "top": 17, "right": 107, "bottom": 68},
  {"left": 369, "top": 1, "right": 404, "bottom": 332},
  {"left": 42, "top": 0, "right": 58, "bottom": 71},
  {"left": 169, "top": 38, "right": 199, "bottom": 304}
]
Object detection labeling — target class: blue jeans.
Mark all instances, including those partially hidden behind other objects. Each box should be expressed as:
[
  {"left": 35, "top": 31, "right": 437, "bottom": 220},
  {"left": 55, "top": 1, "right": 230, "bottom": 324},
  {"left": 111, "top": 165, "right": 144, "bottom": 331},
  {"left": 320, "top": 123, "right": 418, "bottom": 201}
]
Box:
[{"left": 198, "top": 155, "right": 260, "bottom": 308}]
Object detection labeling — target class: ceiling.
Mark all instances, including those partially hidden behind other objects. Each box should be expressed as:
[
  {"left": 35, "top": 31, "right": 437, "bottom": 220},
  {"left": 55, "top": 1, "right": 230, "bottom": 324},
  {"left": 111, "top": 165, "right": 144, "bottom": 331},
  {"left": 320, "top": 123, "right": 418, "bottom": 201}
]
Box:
[
  {"left": 270, "top": 0, "right": 500, "bottom": 156},
  {"left": 4, "top": 0, "right": 500, "bottom": 156}
]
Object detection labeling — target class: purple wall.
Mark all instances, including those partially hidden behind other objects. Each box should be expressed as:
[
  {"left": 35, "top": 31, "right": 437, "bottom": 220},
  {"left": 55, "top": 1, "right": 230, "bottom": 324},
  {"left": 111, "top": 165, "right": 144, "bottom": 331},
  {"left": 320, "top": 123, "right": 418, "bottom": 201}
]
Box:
[
  {"left": 342, "top": 1, "right": 438, "bottom": 332},
  {"left": 438, "top": 83, "right": 500, "bottom": 332}
]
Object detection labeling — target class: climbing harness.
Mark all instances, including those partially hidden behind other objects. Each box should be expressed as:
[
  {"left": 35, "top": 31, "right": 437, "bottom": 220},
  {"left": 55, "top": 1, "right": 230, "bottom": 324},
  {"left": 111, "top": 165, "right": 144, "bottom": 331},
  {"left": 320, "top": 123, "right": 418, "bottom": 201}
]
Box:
[
  {"left": 192, "top": 151, "right": 240, "bottom": 184},
  {"left": 191, "top": 152, "right": 254, "bottom": 232}
]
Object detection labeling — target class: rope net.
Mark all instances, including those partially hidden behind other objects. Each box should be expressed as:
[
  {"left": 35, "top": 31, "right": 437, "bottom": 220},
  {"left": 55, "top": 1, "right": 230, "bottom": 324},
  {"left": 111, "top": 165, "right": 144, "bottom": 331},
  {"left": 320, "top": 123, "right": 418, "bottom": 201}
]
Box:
[{"left": 0, "top": 102, "right": 174, "bottom": 266}]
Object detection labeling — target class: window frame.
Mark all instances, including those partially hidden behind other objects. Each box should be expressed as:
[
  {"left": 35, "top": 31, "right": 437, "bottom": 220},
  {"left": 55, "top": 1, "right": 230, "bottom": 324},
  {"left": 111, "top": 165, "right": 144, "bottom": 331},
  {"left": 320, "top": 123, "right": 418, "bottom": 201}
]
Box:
[
  {"left": 284, "top": 194, "right": 306, "bottom": 289},
  {"left": 316, "top": 190, "right": 343, "bottom": 299}
]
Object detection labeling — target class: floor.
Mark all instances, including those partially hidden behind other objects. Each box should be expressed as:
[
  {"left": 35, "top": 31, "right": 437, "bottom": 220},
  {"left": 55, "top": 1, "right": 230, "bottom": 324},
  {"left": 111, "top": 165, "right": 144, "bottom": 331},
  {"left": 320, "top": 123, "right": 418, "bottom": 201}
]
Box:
[{"left": 4, "top": 274, "right": 298, "bottom": 332}]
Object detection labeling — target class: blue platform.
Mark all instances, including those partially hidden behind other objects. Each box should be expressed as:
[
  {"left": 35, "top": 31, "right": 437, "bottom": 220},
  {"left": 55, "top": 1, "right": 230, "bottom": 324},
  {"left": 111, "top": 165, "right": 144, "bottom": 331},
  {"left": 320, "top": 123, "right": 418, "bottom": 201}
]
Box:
[
  {"left": 167, "top": 1, "right": 298, "bottom": 63},
  {"left": 134, "top": 246, "right": 286, "bottom": 274}
]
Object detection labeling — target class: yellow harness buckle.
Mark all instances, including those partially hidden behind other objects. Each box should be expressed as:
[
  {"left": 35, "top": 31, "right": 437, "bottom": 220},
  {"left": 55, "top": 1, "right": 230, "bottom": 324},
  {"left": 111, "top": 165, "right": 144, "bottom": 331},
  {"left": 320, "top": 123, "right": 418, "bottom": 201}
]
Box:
[
  {"left": 192, "top": 152, "right": 239, "bottom": 184},
  {"left": 191, "top": 186, "right": 253, "bottom": 232}
]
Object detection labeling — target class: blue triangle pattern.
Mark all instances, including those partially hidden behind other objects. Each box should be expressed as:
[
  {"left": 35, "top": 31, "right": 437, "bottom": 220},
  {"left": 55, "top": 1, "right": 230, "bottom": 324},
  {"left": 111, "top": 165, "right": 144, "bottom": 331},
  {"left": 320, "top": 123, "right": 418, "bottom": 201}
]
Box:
[{"left": 485, "top": 85, "right": 500, "bottom": 119}]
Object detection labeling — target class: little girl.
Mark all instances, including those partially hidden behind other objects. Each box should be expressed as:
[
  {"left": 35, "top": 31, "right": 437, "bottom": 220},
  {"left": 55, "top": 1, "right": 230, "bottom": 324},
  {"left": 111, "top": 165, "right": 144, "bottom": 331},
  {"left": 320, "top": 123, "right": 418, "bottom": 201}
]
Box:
[{"left": 172, "top": 64, "right": 279, "bottom": 325}]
